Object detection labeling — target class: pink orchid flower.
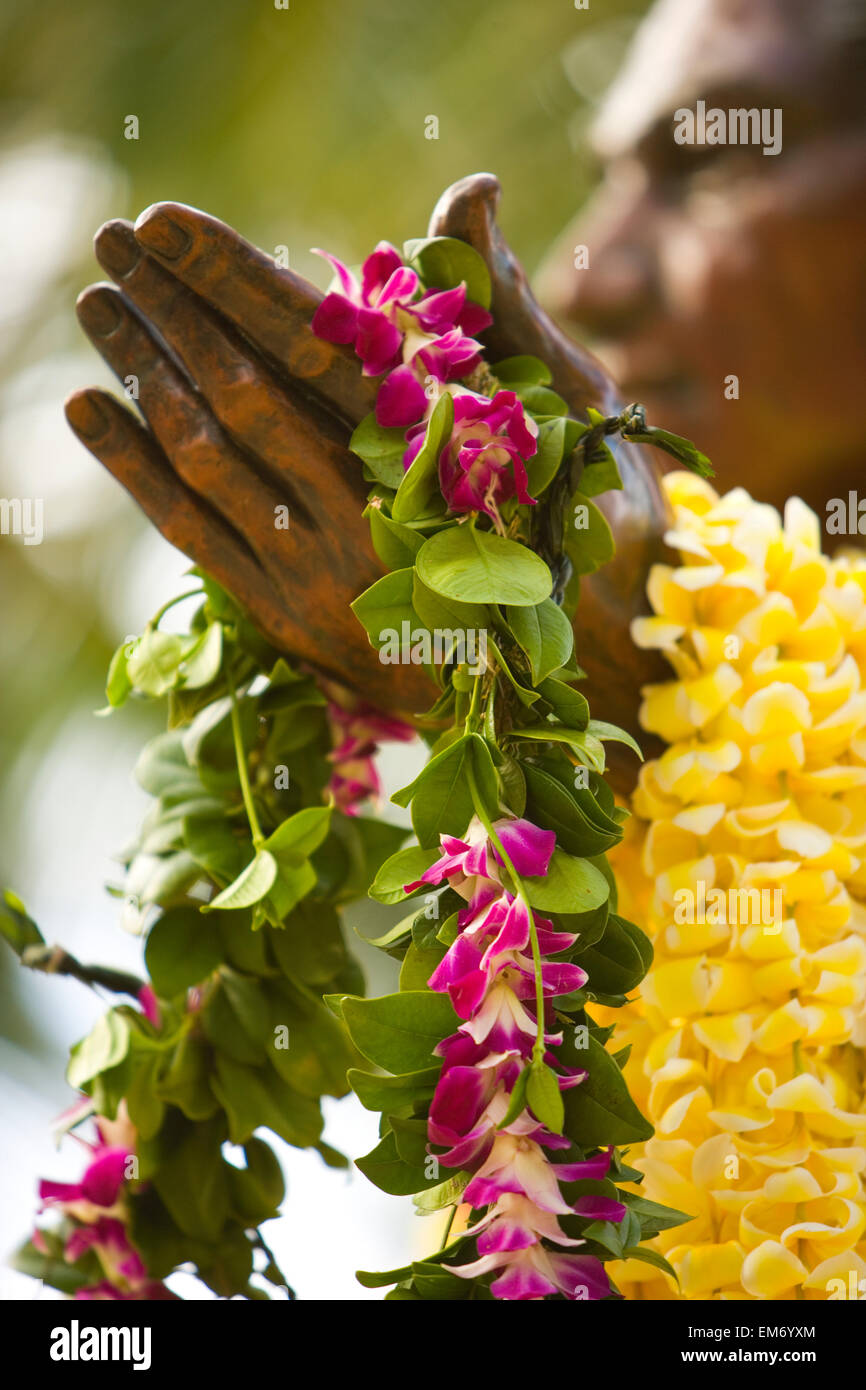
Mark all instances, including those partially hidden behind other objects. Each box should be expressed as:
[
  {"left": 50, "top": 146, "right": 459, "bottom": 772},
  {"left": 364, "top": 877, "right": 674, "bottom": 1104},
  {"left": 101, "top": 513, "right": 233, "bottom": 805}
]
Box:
[{"left": 311, "top": 241, "right": 489, "bottom": 377}]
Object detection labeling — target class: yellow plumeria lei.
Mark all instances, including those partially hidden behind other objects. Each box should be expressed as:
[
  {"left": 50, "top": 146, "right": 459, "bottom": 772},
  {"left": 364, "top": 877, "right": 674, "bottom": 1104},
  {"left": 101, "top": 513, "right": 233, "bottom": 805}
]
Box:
[{"left": 605, "top": 471, "right": 866, "bottom": 1301}]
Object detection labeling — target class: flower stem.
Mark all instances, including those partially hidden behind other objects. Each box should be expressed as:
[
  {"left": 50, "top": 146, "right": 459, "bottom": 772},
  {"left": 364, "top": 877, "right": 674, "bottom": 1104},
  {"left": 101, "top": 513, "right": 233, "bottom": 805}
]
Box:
[
  {"left": 437, "top": 1204, "right": 457, "bottom": 1253},
  {"left": 229, "top": 679, "right": 264, "bottom": 851},
  {"left": 151, "top": 589, "right": 203, "bottom": 628}
]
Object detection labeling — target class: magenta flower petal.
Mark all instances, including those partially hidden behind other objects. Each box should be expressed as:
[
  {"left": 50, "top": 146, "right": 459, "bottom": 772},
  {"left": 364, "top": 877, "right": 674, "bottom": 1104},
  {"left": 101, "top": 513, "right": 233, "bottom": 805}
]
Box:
[
  {"left": 311, "top": 248, "right": 358, "bottom": 298},
  {"left": 573, "top": 1195, "right": 627, "bottom": 1222},
  {"left": 493, "top": 818, "right": 555, "bottom": 878},
  {"left": 80, "top": 1148, "right": 131, "bottom": 1206},
  {"left": 548, "top": 1252, "right": 612, "bottom": 1300},
  {"left": 376, "top": 365, "right": 428, "bottom": 427},
  {"left": 376, "top": 264, "right": 420, "bottom": 309},
  {"left": 361, "top": 242, "right": 405, "bottom": 303},
  {"left": 138, "top": 984, "right": 160, "bottom": 1027},
  {"left": 428, "top": 934, "right": 483, "bottom": 993},
  {"left": 413, "top": 283, "right": 466, "bottom": 331},
  {"left": 311, "top": 292, "right": 359, "bottom": 344},
  {"left": 490, "top": 1260, "right": 560, "bottom": 1301},
  {"left": 355, "top": 307, "right": 402, "bottom": 376},
  {"left": 552, "top": 1152, "right": 613, "bottom": 1182},
  {"left": 458, "top": 301, "right": 494, "bottom": 336}
]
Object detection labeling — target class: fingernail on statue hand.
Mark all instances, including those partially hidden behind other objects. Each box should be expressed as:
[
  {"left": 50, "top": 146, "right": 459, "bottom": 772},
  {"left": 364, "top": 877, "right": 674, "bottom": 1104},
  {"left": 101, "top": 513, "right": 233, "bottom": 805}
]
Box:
[{"left": 135, "top": 209, "right": 192, "bottom": 261}]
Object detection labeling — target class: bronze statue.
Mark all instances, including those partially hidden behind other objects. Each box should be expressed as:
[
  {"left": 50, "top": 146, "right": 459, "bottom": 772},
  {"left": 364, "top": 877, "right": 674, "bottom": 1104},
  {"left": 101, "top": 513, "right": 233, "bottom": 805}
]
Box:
[{"left": 66, "top": 0, "right": 865, "bottom": 782}]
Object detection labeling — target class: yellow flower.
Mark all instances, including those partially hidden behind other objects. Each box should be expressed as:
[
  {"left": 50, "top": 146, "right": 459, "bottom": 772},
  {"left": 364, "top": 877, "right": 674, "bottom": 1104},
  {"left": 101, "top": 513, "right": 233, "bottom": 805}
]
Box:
[{"left": 607, "top": 475, "right": 866, "bottom": 1300}]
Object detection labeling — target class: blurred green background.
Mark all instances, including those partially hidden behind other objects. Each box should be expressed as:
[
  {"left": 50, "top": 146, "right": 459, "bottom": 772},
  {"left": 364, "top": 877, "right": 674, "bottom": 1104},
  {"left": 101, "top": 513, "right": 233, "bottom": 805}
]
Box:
[{"left": 0, "top": 0, "right": 648, "bottom": 1296}]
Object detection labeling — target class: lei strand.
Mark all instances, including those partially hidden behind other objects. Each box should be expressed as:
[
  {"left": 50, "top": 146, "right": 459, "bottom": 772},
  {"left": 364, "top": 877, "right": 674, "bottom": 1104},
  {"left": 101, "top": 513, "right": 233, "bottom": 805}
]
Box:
[
  {"left": 312, "top": 233, "right": 703, "bottom": 1300},
  {"left": 605, "top": 473, "right": 866, "bottom": 1300},
  {"left": 5, "top": 584, "right": 412, "bottom": 1299}
]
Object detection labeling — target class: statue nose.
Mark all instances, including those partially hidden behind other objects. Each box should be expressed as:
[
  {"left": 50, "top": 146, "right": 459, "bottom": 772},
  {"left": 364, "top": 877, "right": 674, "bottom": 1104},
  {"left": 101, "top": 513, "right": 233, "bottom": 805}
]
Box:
[{"left": 537, "top": 195, "right": 660, "bottom": 340}]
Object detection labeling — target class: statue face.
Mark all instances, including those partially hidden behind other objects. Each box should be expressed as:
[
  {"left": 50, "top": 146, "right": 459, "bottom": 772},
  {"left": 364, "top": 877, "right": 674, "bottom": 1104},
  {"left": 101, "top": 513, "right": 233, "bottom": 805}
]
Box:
[{"left": 537, "top": 0, "right": 866, "bottom": 508}]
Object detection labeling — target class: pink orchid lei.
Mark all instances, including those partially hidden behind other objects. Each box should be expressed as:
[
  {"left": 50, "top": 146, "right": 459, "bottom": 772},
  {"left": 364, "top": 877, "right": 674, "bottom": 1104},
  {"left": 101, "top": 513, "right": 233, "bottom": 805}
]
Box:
[
  {"left": 316, "top": 231, "right": 694, "bottom": 1300},
  {"left": 31, "top": 1105, "right": 176, "bottom": 1300}
]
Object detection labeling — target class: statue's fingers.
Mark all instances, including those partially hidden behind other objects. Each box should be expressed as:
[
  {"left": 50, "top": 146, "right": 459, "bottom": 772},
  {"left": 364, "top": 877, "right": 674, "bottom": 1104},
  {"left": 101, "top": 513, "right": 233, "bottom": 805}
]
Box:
[
  {"left": 92, "top": 223, "right": 372, "bottom": 547},
  {"left": 63, "top": 386, "right": 291, "bottom": 645},
  {"left": 430, "top": 174, "right": 619, "bottom": 415},
  {"left": 63, "top": 386, "right": 422, "bottom": 707},
  {"left": 126, "top": 202, "right": 378, "bottom": 427},
  {"left": 75, "top": 282, "right": 298, "bottom": 552}
]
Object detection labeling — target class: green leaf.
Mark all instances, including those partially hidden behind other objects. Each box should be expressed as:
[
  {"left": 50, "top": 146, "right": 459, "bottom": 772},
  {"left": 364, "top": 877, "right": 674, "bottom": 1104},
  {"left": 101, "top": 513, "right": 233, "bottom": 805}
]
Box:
[
  {"left": 575, "top": 914, "right": 649, "bottom": 996},
  {"left": 492, "top": 355, "right": 552, "bottom": 387},
  {"left": 523, "top": 848, "right": 609, "bottom": 914},
  {"left": 621, "top": 1191, "right": 692, "bottom": 1234},
  {"left": 127, "top": 628, "right": 187, "bottom": 697},
  {"left": 392, "top": 391, "right": 453, "bottom": 523},
  {"left": 399, "top": 938, "right": 445, "bottom": 991},
  {"left": 182, "top": 814, "right": 246, "bottom": 884},
  {"left": 411, "top": 572, "right": 489, "bottom": 637},
  {"left": 524, "top": 416, "right": 569, "bottom": 498},
  {"left": 619, "top": 1245, "right": 679, "bottom": 1280},
  {"left": 586, "top": 719, "right": 643, "bottom": 760},
  {"left": 105, "top": 640, "right": 132, "bottom": 708},
  {"left": 624, "top": 423, "right": 713, "bottom": 478},
  {"left": 263, "top": 805, "right": 332, "bottom": 861},
  {"left": 565, "top": 492, "right": 615, "bottom": 576},
  {"left": 341, "top": 991, "right": 459, "bottom": 1073},
  {"left": 563, "top": 1035, "right": 654, "bottom": 1146},
  {"left": 518, "top": 385, "right": 569, "bottom": 416},
  {"left": 506, "top": 599, "right": 574, "bottom": 684},
  {"left": 348, "top": 1065, "right": 441, "bottom": 1113},
  {"left": 393, "top": 732, "right": 498, "bottom": 847},
  {"left": 228, "top": 1138, "right": 285, "bottom": 1223},
  {"left": 135, "top": 731, "right": 201, "bottom": 800},
  {"left": 203, "top": 850, "right": 277, "bottom": 911},
  {"left": 349, "top": 413, "right": 409, "bottom": 488},
  {"left": 67, "top": 1011, "right": 131, "bottom": 1090},
  {"left": 413, "top": 1170, "right": 470, "bottom": 1213},
  {"left": 369, "top": 845, "right": 439, "bottom": 904},
  {"left": 355, "top": 1129, "right": 439, "bottom": 1196},
  {"left": 12, "top": 1237, "right": 93, "bottom": 1295},
  {"left": 577, "top": 447, "right": 622, "bottom": 500},
  {"left": 392, "top": 735, "right": 472, "bottom": 846},
  {"left": 151, "top": 1119, "right": 231, "bottom": 1242},
  {"left": 180, "top": 621, "right": 223, "bottom": 689},
  {"left": 157, "top": 1033, "right": 220, "bottom": 1120},
  {"left": 350, "top": 568, "right": 420, "bottom": 653},
  {"left": 0, "top": 889, "right": 44, "bottom": 956},
  {"left": 509, "top": 724, "right": 606, "bottom": 772},
  {"left": 537, "top": 677, "right": 589, "bottom": 728},
  {"left": 211, "top": 1056, "right": 324, "bottom": 1148},
  {"left": 526, "top": 1063, "right": 565, "bottom": 1134},
  {"left": 268, "top": 900, "right": 347, "bottom": 986},
  {"left": 416, "top": 525, "right": 552, "bottom": 607},
  {"left": 403, "top": 235, "right": 492, "bottom": 309},
  {"left": 366, "top": 505, "right": 425, "bottom": 569},
  {"left": 521, "top": 763, "right": 621, "bottom": 857},
  {"left": 145, "top": 906, "right": 222, "bottom": 997},
  {"left": 125, "top": 1055, "right": 166, "bottom": 1139}
]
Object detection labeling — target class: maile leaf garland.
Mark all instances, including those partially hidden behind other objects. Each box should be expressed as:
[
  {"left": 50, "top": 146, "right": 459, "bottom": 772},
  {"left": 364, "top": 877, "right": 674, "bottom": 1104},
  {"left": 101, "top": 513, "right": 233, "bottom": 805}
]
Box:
[{"left": 3, "top": 583, "right": 412, "bottom": 1300}]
